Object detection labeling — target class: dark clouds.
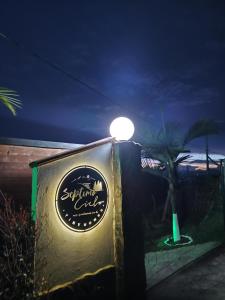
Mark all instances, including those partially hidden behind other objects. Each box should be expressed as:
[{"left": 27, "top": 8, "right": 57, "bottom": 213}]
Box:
[{"left": 0, "top": 0, "right": 225, "bottom": 152}]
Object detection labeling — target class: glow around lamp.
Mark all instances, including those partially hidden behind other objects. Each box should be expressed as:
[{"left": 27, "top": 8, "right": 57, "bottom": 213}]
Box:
[{"left": 109, "top": 117, "right": 135, "bottom": 141}]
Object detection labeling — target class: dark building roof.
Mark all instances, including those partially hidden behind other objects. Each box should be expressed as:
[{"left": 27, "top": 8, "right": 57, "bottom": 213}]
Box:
[{"left": 0, "top": 137, "right": 82, "bottom": 149}]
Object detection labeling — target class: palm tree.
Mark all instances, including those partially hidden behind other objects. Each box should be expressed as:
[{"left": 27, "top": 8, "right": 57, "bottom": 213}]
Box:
[
  {"left": 143, "top": 119, "right": 220, "bottom": 243},
  {"left": 0, "top": 87, "right": 22, "bottom": 115}
]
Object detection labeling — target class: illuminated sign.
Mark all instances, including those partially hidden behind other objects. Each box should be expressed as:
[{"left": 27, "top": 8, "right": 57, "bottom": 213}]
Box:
[{"left": 56, "top": 166, "right": 108, "bottom": 232}]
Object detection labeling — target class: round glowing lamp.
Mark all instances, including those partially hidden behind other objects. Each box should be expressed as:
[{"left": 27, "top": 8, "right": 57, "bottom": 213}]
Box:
[{"left": 109, "top": 117, "right": 135, "bottom": 141}]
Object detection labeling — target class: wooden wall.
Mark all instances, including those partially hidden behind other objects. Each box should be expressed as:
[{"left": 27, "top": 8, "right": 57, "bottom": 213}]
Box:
[{"left": 0, "top": 144, "right": 67, "bottom": 208}]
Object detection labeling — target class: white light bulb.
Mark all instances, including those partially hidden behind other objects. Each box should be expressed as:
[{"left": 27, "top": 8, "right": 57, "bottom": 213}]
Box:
[{"left": 109, "top": 117, "right": 135, "bottom": 141}]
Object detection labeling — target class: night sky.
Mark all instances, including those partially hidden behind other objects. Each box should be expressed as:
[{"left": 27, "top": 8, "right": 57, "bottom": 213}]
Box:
[{"left": 0, "top": 1, "right": 225, "bottom": 153}]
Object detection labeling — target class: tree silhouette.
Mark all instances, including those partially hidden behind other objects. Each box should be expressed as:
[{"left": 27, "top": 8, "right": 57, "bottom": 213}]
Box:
[{"left": 143, "top": 119, "right": 220, "bottom": 242}]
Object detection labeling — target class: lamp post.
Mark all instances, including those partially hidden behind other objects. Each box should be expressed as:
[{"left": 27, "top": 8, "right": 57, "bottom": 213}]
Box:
[{"left": 109, "top": 116, "right": 146, "bottom": 299}]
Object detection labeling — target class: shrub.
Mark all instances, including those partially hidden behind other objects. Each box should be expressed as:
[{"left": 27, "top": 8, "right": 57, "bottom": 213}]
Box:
[{"left": 0, "top": 190, "right": 35, "bottom": 300}]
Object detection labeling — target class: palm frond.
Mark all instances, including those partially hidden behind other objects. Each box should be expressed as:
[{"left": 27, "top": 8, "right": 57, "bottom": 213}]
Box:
[
  {"left": 0, "top": 87, "right": 22, "bottom": 115},
  {"left": 175, "top": 154, "right": 191, "bottom": 166},
  {"left": 143, "top": 121, "right": 187, "bottom": 164},
  {"left": 183, "top": 119, "right": 220, "bottom": 145}
]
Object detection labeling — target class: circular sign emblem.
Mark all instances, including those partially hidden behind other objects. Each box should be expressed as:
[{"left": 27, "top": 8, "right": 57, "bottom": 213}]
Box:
[{"left": 56, "top": 166, "right": 108, "bottom": 232}]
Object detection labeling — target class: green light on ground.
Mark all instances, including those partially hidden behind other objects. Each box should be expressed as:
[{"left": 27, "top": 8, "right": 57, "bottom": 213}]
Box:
[
  {"left": 163, "top": 213, "right": 193, "bottom": 247},
  {"left": 164, "top": 235, "right": 193, "bottom": 247},
  {"left": 31, "top": 165, "right": 38, "bottom": 222}
]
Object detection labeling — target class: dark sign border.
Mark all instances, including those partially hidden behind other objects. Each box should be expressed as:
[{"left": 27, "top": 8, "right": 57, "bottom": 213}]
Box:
[{"left": 55, "top": 165, "right": 109, "bottom": 232}]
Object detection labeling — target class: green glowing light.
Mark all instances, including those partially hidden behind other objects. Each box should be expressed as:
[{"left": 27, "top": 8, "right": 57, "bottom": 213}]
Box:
[
  {"left": 164, "top": 235, "right": 193, "bottom": 247},
  {"left": 172, "top": 213, "right": 181, "bottom": 242},
  {"left": 31, "top": 165, "right": 38, "bottom": 222}
]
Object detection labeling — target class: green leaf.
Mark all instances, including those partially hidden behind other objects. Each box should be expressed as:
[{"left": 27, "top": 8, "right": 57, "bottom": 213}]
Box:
[
  {"left": 0, "top": 87, "right": 22, "bottom": 115},
  {"left": 0, "top": 95, "right": 16, "bottom": 115}
]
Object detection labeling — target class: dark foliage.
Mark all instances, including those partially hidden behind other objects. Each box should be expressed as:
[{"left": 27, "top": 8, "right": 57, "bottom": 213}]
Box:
[{"left": 0, "top": 191, "right": 35, "bottom": 300}]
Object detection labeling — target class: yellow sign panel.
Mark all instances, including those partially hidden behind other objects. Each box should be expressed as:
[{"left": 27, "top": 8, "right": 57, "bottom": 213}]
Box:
[{"left": 34, "top": 141, "right": 121, "bottom": 295}]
